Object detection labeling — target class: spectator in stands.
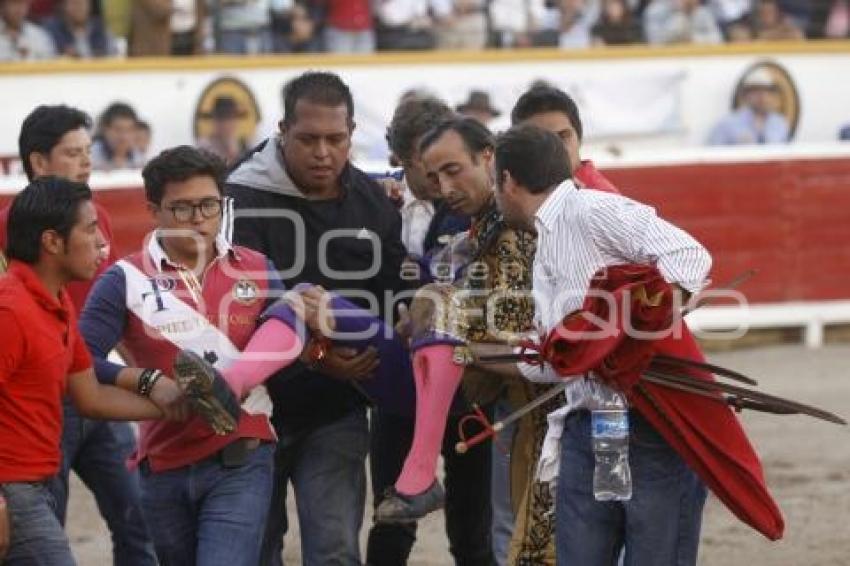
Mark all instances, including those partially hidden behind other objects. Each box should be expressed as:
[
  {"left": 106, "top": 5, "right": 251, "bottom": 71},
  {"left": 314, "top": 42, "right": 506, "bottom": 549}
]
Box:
[
  {"left": 656, "top": 0, "right": 723, "bottom": 44},
  {"left": 26, "top": 0, "right": 55, "bottom": 21},
  {"left": 642, "top": 0, "right": 675, "bottom": 43},
  {"left": 753, "top": 0, "right": 804, "bottom": 40},
  {"left": 135, "top": 119, "right": 152, "bottom": 160},
  {"left": 91, "top": 102, "right": 146, "bottom": 170},
  {"left": 102, "top": 0, "right": 131, "bottom": 51},
  {"left": 436, "top": 0, "right": 488, "bottom": 49},
  {"left": 214, "top": 0, "right": 273, "bottom": 54},
  {"left": 44, "top": 0, "right": 118, "bottom": 58},
  {"left": 170, "top": 0, "right": 206, "bottom": 55},
  {"left": 707, "top": 0, "right": 751, "bottom": 34},
  {"left": 374, "top": 0, "right": 447, "bottom": 50},
  {"left": 316, "top": 0, "right": 375, "bottom": 53},
  {"left": 724, "top": 15, "right": 753, "bottom": 40},
  {"left": 455, "top": 89, "right": 501, "bottom": 126},
  {"left": 592, "top": 0, "right": 644, "bottom": 44},
  {"left": 0, "top": 0, "right": 56, "bottom": 61},
  {"left": 197, "top": 95, "right": 249, "bottom": 166},
  {"left": 556, "top": 0, "right": 596, "bottom": 48},
  {"left": 824, "top": 0, "right": 849, "bottom": 38},
  {"left": 270, "top": 1, "right": 321, "bottom": 53},
  {"left": 129, "top": 0, "right": 172, "bottom": 56},
  {"left": 707, "top": 68, "right": 790, "bottom": 145},
  {"left": 489, "top": 0, "right": 547, "bottom": 47}
]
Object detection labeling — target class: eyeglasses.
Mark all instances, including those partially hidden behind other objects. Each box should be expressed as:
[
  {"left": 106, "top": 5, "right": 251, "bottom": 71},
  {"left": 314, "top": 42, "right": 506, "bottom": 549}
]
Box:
[{"left": 163, "top": 198, "right": 222, "bottom": 222}]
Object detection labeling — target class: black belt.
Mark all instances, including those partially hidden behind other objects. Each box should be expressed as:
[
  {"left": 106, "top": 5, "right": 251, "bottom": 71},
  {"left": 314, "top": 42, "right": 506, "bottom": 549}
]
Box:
[
  {"left": 139, "top": 438, "right": 264, "bottom": 473},
  {"left": 218, "top": 437, "right": 262, "bottom": 468}
]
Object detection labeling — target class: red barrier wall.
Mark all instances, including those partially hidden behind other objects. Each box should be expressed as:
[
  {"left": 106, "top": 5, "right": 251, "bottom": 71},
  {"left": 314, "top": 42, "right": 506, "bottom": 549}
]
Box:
[
  {"left": 3, "top": 157, "right": 849, "bottom": 304},
  {"left": 606, "top": 158, "right": 850, "bottom": 303}
]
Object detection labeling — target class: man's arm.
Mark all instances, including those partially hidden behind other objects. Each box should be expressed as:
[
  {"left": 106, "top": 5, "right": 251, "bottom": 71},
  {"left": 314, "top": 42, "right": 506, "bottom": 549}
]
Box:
[
  {"left": 67, "top": 367, "right": 165, "bottom": 421},
  {"left": 68, "top": 313, "right": 164, "bottom": 420},
  {"left": 79, "top": 265, "right": 185, "bottom": 416},
  {"left": 586, "top": 195, "right": 712, "bottom": 295}
]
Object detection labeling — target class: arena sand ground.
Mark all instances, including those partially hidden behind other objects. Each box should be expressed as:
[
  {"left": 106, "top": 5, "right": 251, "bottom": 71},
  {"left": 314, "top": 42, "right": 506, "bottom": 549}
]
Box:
[{"left": 67, "top": 344, "right": 850, "bottom": 565}]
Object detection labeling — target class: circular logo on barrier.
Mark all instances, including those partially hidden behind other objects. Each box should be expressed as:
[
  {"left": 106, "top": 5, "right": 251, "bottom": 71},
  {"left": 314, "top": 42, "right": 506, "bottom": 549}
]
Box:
[
  {"left": 732, "top": 60, "right": 800, "bottom": 139},
  {"left": 193, "top": 77, "right": 262, "bottom": 150}
]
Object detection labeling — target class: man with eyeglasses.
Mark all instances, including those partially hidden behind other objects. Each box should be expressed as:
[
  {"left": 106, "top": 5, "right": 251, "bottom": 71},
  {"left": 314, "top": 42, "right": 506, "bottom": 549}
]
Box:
[
  {"left": 77, "top": 145, "right": 299, "bottom": 565},
  {"left": 0, "top": 104, "right": 157, "bottom": 566}
]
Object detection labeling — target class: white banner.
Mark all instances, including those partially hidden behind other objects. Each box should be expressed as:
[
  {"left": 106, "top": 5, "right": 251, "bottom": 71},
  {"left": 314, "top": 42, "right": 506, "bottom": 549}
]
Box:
[{"left": 0, "top": 46, "right": 847, "bottom": 163}]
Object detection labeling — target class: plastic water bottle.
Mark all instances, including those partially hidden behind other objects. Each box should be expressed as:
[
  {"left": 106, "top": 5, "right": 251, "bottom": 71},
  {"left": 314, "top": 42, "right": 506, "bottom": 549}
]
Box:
[{"left": 590, "top": 387, "right": 632, "bottom": 501}]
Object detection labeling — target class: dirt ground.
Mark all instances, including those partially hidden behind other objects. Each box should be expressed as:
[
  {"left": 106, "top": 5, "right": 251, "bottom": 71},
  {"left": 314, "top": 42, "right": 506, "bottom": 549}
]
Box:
[{"left": 67, "top": 344, "right": 850, "bottom": 565}]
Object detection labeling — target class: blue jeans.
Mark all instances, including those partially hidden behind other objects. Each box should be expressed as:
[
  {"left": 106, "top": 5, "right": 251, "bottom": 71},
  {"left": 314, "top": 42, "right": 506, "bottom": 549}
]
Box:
[
  {"left": 139, "top": 442, "right": 275, "bottom": 566},
  {"left": 1, "top": 482, "right": 75, "bottom": 566},
  {"left": 261, "top": 408, "right": 369, "bottom": 566},
  {"left": 556, "top": 410, "right": 707, "bottom": 566},
  {"left": 50, "top": 401, "right": 156, "bottom": 566}
]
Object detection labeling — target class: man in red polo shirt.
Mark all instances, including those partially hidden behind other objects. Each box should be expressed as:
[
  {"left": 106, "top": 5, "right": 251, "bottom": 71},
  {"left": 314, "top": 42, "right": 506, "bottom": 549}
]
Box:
[
  {"left": 0, "top": 104, "right": 158, "bottom": 566},
  {"left": 0, "top": 177, "right": 176, "bottom": 565}
]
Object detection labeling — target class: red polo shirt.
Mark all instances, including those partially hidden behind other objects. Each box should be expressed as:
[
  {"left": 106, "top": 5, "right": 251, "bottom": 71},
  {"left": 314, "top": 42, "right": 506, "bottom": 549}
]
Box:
[{"left": 0, "top": 261, "right": 92, "bottom": 483}]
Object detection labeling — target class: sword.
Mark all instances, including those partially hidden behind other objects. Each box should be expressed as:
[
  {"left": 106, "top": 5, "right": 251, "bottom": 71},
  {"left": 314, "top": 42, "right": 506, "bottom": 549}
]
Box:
[{"left": 454, "top": 380, "right": 573, "bottom": 454}]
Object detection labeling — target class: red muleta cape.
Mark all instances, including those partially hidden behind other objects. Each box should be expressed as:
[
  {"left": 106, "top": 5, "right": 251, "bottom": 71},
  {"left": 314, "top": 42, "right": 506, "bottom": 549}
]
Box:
[{"left": 527, "top": 264, "right": 784, "bottom": 540}]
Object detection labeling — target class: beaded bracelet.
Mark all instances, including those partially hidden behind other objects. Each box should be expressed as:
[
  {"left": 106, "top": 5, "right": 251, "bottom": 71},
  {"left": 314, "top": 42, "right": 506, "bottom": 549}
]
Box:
[{"left": 137, "top": 369, "right": 163, "bottom": 397}]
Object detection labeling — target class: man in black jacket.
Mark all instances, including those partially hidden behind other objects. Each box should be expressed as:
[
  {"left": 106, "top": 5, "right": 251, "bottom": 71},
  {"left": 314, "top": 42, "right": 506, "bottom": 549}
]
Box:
[{"left": 225, "top": 71, "right": 408, "bottom": 566}]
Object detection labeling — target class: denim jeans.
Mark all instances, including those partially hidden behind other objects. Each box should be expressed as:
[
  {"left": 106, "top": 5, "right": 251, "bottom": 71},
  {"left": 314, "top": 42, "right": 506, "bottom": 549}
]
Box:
[
  {"left": 366, "top": 408, "right": 494, "bottom": 566},
  {"left": 139, "top": 442, "right": 274, "bottom": 566},
  {"left": 261, "top": 408, "right": 370, "bottom": 566},
  {"left": 1, "top": 482, "right": 76, "bottom": 566},
  {"left": 50, "top": 401, "right": 156, "bottom": 566},
  {"left": 556, "top": 410, "right": 707, "bottom": 566}
]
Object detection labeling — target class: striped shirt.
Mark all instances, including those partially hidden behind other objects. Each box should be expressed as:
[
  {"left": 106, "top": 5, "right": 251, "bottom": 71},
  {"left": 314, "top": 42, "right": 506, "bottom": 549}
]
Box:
[{"left": 518, "top": 179, "right": 712, "bottom": 383}]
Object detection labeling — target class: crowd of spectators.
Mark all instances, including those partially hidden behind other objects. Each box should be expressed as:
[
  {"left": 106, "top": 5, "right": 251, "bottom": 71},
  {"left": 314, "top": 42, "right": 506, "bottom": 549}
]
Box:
[{"left": 0, "top": 0, "right": 847, "bottom": 62}]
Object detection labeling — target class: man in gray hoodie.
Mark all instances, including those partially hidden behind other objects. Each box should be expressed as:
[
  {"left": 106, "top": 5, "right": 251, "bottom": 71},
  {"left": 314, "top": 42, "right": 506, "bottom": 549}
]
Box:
[{"left": 225, "top": 71, "right": 408, "bottom": 566}]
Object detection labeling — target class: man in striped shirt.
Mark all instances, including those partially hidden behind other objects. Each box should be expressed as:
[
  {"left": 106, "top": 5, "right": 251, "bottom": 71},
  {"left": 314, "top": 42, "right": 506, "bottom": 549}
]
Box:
[{"left": 478, "top": 124, "right": 712, "bottom": 565}]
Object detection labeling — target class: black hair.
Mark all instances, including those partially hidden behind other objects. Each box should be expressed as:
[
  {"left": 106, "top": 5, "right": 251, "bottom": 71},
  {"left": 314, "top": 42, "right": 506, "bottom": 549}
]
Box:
[
  {"left": 97, "top": 102, "right": 138, "bottom": 130},
  {"left": 282, "top": 71, "right": 354, "bottom": 127},
  {"left": 495, "top": 124, "right": 571, "bottom": 194},
  {"left": 418, "top": 116, "right": 494, "bottom": 160},
  {"left": 18, "top": 105, "right": 92, "bottom": 181},
  {"left": 5, "top": 176, "right": 92, "bottom": 264},
  {"left": 386, "top": 96, "right": 454, "bottom": 163},
  {"left": 142, "top": 145, "right": 225, "bottom": 204},
  {"left": 136, "top": 120, "right": 151, "bottom": 133},
  {"left": 510, "top": 86, "right": 584, "bottom": 141}
]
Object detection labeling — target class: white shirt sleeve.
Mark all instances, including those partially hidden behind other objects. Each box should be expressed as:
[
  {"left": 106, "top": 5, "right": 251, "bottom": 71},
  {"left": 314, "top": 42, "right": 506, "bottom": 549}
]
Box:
[{"left": 584, "top": 195, "right": 713, "bottom": 294}]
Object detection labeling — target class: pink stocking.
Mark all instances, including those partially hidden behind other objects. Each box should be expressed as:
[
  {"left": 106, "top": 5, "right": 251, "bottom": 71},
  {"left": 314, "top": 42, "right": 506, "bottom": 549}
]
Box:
[
  {"left": 395, "top": 344, "right": 464, "bottom": 495},
  {"left": 222, "top": 318, "right": 303, "bottom": 398}
]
